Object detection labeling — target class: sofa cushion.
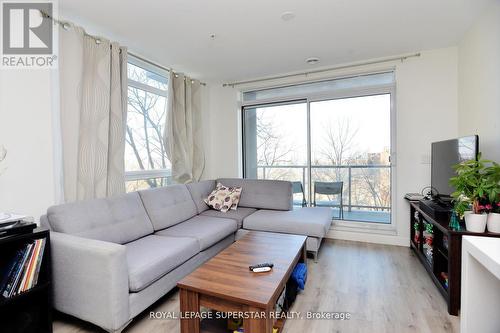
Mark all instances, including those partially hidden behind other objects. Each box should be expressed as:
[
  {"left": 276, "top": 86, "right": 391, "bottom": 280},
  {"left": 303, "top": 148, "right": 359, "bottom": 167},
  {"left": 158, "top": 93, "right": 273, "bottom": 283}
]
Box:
[
  {"left": 217, "top": 178, "right": 293, "bottom": 211},
  {"left": 186, "top": 180, "right": 216, "bottom": 213},
  {"left": 155, "top": 216, "right": 238, "bottom": 251},
  {"left": 243, "top": 207, "right": 333, "bottom": 238},
  {"left": 46, "top": 192, "right": 154, "bottom": 244},
  {"left": 125, "top": 235, "right": 199, "bottom": 292},
  {"left": 139, "top": 185, "right": 197, "bottom": 230},
  {"left": 200, "top": 207, "right": 257, "bottom": 228}
]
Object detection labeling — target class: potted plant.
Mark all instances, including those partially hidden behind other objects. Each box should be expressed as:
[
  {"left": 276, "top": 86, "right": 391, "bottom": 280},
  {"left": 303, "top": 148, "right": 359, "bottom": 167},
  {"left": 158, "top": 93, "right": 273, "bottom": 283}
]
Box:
[
  {"left": 449, "top": 154, "right": 491, "bottom": 233},
  {"left": 485, "top": 162, "right": 500, "bottom": 232}
]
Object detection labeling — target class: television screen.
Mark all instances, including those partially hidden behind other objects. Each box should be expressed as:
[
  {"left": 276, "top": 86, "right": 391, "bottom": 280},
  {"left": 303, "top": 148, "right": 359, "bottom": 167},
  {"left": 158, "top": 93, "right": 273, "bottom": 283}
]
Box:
[{"left": 431, "top": 135, "right": 478, "bottom": 199}]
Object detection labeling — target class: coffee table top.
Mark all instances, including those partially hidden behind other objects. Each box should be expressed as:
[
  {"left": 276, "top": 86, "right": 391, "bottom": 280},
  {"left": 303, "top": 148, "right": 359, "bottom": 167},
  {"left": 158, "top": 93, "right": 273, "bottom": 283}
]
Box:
[{"left": 177, "top": 231, "right": 306, "bottom": 309}]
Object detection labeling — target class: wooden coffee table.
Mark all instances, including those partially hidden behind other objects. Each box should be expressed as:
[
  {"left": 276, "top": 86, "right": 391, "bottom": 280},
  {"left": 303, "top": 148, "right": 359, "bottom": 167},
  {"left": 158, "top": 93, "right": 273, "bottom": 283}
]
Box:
[{"left": 177, "top": 231, "right": 307, "bottom": 333}]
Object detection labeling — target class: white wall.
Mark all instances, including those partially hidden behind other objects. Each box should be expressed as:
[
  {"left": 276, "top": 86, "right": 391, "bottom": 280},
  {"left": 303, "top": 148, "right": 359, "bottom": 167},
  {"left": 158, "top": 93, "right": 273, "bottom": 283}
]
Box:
[
  {"left": 204, "top": 47, "right": 459, "bottom": 246},
  {"left": 0, "top": 70, "right": 57, "bottom": 220},
  {"left": 390, "top": 47, "right": 458, "bottom": 245},
  {"left": 458, "top": 2, "right": 500, "bottom": 163}
]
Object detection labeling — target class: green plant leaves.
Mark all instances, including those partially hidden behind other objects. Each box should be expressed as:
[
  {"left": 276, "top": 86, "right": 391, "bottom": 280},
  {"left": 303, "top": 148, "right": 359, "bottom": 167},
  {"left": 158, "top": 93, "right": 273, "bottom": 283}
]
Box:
[{"left": 449, "top": 153, "right": 500, "bottom": 214}]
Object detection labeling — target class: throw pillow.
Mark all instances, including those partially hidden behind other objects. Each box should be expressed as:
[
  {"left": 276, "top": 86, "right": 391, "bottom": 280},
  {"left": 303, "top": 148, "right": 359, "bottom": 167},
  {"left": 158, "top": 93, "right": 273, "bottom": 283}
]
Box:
[
  {"left": 204, "top": 184, "right": 234, "bottom": 212},
  {"left": 229, "top": 186, "right": 242, "bottom": 210}
]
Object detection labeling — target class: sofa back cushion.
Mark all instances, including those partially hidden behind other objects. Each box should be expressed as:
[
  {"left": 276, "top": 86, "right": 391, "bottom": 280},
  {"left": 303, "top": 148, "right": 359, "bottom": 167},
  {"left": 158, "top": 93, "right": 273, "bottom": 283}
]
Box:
[
  {"left": 139, "top": 184, "right": 197, "bottom": 230},
  {"left": 186, "top": 180, "right": 216, "bottom": 213},
  {"left": 46, "top": 192, "right": 154, "bottom": 244},
  {"left": 217, "top": 178, "right": 293, "bottom": 211}
]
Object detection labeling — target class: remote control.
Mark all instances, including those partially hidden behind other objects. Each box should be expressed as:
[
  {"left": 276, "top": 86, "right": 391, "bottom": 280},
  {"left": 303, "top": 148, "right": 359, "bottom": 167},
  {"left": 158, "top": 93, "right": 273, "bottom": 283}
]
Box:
[
  {"left": 249, "top": 263, "right": 274, "bottom": 272},
  {"left": 252, "top": 267, "right": 271, "bottom": 273}
]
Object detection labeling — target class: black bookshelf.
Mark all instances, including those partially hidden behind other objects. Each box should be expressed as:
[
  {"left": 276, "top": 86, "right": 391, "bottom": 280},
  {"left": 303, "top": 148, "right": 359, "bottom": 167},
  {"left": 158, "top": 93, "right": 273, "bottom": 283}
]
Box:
[{"left": 0, "top": 228, "right": 52, "bottom": 333}]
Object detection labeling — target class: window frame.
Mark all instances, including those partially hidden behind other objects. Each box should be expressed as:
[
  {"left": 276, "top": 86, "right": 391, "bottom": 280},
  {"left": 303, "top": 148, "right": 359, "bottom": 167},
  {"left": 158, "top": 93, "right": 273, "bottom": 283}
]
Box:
[
  {"left": 240, "top": 71, "right": 397, "bottom": 233},
  {"left": 124, "top": 55, "right": 171, "bottom": 186}
]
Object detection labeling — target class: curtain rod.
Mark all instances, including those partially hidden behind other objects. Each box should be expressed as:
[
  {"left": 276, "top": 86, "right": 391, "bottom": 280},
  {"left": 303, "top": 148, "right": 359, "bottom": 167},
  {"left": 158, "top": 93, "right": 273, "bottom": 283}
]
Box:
[
  {"left": 128, "top": 51, "right": 171, "bottom": 73},
  {"left": 128, "top": 51, "right": 206, "bottom": 86},
  {"left": 222, "top": 52, "right": 421, "bottom": 88},
  {"left": 40, "top": 10, "right": 206, "bottom": 86}
]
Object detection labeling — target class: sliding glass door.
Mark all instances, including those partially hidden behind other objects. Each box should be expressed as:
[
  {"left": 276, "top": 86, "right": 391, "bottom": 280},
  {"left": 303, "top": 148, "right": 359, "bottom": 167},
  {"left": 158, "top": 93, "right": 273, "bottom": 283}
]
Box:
[
  {"left": 243, "top": 101, "right": 309, "bottom": 207},
  {"left": 242, "top": 72, "right": 394, "bottom": 224}
]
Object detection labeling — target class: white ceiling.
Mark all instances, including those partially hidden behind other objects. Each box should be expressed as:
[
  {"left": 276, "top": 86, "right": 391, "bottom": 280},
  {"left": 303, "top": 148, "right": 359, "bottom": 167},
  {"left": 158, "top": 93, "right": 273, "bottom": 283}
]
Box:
[{"left": 60, "top": 0, "right": 496, "bottom": 83}]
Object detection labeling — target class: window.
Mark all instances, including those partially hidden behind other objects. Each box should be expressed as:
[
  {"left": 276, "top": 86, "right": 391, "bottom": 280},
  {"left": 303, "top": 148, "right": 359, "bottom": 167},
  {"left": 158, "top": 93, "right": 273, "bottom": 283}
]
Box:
[
  {"left": 242, "top": 72, "right": 394, "bottom": 225},
  {"left": 309, "top": 94, "right": 391, "bottom": 224},
  {"left": 125, "top": 56, "right": 171, "bottom": 191}
]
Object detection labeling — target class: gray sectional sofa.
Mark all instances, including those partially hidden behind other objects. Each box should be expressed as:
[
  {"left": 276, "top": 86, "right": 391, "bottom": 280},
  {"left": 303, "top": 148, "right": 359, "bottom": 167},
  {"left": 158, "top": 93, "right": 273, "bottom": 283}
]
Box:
[{"left": 41, "top": 178, "right": 332, "bottom": 332}]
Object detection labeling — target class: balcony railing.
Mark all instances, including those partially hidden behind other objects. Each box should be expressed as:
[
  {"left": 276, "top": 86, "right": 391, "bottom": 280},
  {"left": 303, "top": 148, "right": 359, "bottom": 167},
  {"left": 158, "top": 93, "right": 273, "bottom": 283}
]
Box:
[{"left": 257, "top": 164, "right": 391, "bottom": 213}]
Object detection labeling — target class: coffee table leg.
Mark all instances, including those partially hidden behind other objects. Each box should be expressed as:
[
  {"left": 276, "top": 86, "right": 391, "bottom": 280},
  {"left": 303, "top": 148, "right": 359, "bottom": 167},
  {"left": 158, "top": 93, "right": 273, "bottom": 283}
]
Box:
[
  {"left": 302, "top": 244, "right": 307, "bottom": 264},
  {"left": 179, "top": 288, "right": 200, "bottom": 333},
  {"left": 243, "top": 306, "right": 272, "bottom": 333}
]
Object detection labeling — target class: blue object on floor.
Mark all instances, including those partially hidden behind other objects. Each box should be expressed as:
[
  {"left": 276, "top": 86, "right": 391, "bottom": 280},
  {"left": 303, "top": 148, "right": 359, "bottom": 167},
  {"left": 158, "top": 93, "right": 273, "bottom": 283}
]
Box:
[{"left": 292, "top": 263, "right": 307, "bottom": 290}]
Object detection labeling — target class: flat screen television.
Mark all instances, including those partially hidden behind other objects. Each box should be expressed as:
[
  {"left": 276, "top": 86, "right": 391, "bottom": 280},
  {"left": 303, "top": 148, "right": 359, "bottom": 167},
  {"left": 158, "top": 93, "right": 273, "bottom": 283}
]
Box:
[{"left": 431, "top": 135, "right": 478, "bottom": 201}]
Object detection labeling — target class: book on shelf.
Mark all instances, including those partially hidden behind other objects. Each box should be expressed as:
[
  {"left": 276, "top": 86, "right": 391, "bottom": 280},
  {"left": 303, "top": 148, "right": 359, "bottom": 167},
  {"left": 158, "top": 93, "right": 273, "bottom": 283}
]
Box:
[
  {"left": 30, "top": 239, "right": 46, "bottom": 290},
  {"left": 0, "top": 238, "right": 46, "bottom": 299},
  {"left": 0, "top": 248, "right": 25, "bottom": 294},
  {"left": 10, "top": 242, "right": 34, "bottom": 297},
  {"left": 2, "top": 245, "right": 29, "bottom": 298},
  {"left": 19, "top": 239, "right": 41, "bottom": 293}
]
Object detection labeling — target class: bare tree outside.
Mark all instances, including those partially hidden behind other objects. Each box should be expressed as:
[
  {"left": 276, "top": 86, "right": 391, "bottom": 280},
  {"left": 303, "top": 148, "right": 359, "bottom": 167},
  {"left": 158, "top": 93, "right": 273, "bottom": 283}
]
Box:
[
  {"left": 317, "top": 116, "right": 359, "bottom": 181},
  {"left": 125, "top": 63, "right": 170, "bottom": 191},
  {"left": 252, "top": 104, "right": 309, "bottom": 182},
  {"left": 315, "top": 117, "right": 391, "bottom": 212},
  {"left": 255, "top": 112, "right": 295, "bottom": 180}
]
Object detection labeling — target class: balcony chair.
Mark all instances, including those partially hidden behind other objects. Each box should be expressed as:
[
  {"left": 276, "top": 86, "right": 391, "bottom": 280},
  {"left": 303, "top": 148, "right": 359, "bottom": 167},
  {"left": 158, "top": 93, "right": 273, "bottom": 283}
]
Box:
[
  {"left": 313, "top": 181, "right": 344, "bottom": 219},
  {"left": 292, "top": 181, "right": 307, "bottom": 207}
]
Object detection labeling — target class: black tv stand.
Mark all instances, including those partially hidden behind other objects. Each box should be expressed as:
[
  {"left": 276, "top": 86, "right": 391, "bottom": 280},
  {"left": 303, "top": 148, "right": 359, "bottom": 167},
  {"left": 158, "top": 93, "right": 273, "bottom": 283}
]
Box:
[
  {"left": 419, "top": 198, "right": 452, "bottom": 220},
  {"left": 406, "top": 199, "right": 500, "bottom": 315}
]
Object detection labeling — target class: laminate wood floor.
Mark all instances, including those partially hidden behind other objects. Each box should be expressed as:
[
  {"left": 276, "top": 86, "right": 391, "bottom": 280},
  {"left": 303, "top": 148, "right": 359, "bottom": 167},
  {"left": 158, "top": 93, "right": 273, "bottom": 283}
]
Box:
[{"left": 53, "top": 239, "right": 459, "bottom": 333}]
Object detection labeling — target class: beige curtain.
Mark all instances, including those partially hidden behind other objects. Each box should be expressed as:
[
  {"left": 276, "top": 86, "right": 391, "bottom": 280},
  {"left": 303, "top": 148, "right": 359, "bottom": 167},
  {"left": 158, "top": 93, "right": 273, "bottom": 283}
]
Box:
[
  {"left": 59, "top": 25, "right": 127, "bottom": 202},
  {"left": 165, "top": 73, "right": 205, "bottom": 184}
]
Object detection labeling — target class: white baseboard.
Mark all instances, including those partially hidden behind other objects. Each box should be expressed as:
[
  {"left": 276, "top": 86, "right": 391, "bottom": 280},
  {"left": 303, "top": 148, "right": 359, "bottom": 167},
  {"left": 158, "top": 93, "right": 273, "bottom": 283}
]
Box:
[{"left": 326, "top": 229, "right": 409, "bottom": 247}]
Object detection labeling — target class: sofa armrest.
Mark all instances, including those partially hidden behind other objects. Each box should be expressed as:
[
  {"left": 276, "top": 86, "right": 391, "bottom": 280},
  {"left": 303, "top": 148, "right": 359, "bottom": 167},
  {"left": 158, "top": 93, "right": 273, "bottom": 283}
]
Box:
[{"left": 50, "top": 232, "right": 130, "bottom": 331}]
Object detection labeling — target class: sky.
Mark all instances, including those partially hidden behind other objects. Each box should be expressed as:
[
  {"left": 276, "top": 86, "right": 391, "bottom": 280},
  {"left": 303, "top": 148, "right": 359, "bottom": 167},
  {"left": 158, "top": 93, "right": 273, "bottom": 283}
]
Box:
[{"left": 253, "top": 94, "right": 391, "bottom": 166}]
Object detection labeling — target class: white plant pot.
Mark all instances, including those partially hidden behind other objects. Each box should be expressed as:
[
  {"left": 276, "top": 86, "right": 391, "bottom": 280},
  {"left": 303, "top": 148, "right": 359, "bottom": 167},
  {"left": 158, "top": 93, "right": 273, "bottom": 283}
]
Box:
[
  {"left": 487, "top": 213, "right": 500, "bottom": 233},
  {"left": 465, "top": 213, "right": 488, "bottom": 233}
]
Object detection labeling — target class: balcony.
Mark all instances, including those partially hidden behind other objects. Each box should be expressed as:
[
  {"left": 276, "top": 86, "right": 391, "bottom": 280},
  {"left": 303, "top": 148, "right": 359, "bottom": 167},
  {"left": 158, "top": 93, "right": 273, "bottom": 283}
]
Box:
[{"left": 258, "top": 164, "right": 391, "bottom": 224}]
